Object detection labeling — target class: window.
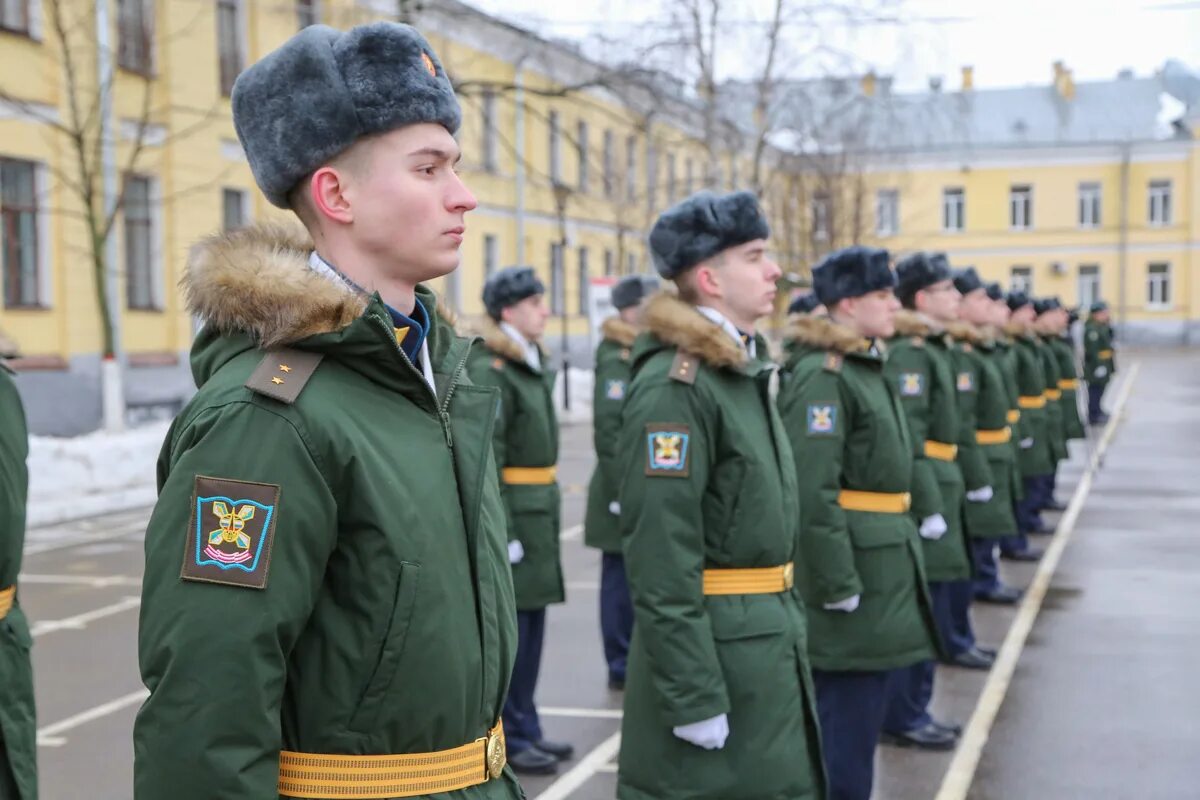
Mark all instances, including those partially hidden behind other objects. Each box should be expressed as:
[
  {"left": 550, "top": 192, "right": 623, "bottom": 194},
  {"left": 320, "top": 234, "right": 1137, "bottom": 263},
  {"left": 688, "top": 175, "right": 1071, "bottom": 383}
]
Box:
[
  {"left": 604, "top": 249, "right": 614, "bottom": 276},
  {"left": 729, "top": 158, "right": 738, "bottom": 191},
  {"left": 811, "top": 193, "right": 830, "bottom": 241},
  {"left": 1077, "top": 265, "right": 1100, "bottom": 310},
  {"left": 1078, "top": 182, "right": 1101, "bottom": 228},
  {"left": 117, "top": 0, "right": 154, "bottom": 74},
  {"left": 296, "top": 0, "right": 319, "bottom": 28},
  {"left": 602, "top": 130, "right": 614, "bottom": 198},
  {"left": 483, "top": 234, "right": 498, "bottom": 278},
  {"left": 124, "top": 175, "right": 157, "bottom": 310},
  {"left": 481, "top": 90, "right": 497, "bottom": 172},
  {"left": 1010, "top": 265, "right": 1032, "bottom": 294},
  {"left": 1, "top": 158, "right": 41, "bottom": 308},
  {"left": 0, "top": 0, "right": 30, "bottom": 34},
  {"left": 548, "top": 111, "right": 561, "bottom": 183},
  {"left": 685, "top": 158, "right": 694, "bottom": 196},
  {"left": 222, "top": 188, "right": 247, "bottom": 232},
  {"left": 875, "top": 189, "right": 898, "bottom": 236},
  {"left": 1149, "top": 180, "right": 1172, "bottom": 226},
  {"left": 942, "top": 187, "right": 965, "bottom": 232},
  {"left": 626, "top": 252, "right": 637, "bottom": 275},
  {"left": 1147, "top": 263, "right": 1171, "bottom": 309},
  {"left": 577, "top": 247, "right": 589, "bottom": 314},
  {"left": 645, "top": 141, "right": 657, "bottom": 207},
  {"left": 1009, "top": 185, "right": 1032, "bottom": 230},
  {"left": 549, "top": 243, "right": 564, "bottom": 315},
  {"left": 625, "top": 135, "right": 637, "bottom": 202},
  {"left": 666, "top": 153, "right": 677, "bottom": 203},
  {"left": 576, "top": 120, "right": 589, "bottom": 193},
  {"left": 217, "top": 0, "right": 245, "bottom": 97}
]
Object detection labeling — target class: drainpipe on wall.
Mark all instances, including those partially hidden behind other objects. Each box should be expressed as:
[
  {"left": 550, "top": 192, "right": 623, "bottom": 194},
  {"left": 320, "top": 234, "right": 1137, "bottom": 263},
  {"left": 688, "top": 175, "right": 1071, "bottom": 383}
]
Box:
[
  {"left": 97, "top": 0, "right": 125, "bottom": 432},
  {"left": 1117, "top": 140, "right": 1130, "bottom": 334},
  {"left": 514, "top": 59, "right": 528, "bottom": 265}
]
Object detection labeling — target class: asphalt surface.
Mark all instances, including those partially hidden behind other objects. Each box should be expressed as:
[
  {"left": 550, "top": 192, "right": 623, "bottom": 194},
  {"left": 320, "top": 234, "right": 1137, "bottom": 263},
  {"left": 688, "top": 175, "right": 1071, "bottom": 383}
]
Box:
[{"left": 15, "top": 353, "right": 1183, "bottom": 799}]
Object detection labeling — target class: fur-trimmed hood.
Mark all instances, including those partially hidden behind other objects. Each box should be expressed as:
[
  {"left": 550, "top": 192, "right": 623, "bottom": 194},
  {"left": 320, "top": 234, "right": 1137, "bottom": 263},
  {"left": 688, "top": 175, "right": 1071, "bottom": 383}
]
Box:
[
  {"left": 600, "top": 316, "right": 638, "bottom": 347},
  {"left": 0, "top": 327, "right": 18, "bottom": 359},
  {"left": 1004, "top": 320, "right": 1036, "bottom": 339},
  {"left": 785, "top": 314, "right": 871, "bottom": 355},
  {"left": 479, "top": 321, "right": 533, "bottom": 366},
  {"left": 643, "top": 292, "right": 747, "bottom": 368},
  {"left": 945, "top": 320, "right": 985, "bottom": 345},
  {"left": 893, "top": 309, "right": 943, "bottom": 337}
]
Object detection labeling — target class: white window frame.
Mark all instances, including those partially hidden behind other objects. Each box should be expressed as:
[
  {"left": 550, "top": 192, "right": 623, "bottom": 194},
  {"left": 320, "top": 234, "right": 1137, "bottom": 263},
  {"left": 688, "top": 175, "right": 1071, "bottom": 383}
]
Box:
[
  {"left": 1009, "top": 184, "right": 1033, "bottom": 230},
  {"left": 875, "top": 188, "right": 898, "bottom": 237},
  {"left": 117, "top": 0, "right": 157, "bottom": 75},
  {"left": 1148, "top": 180, "right": 1172, "bottom": 227},
  {"left": 812, "top": 193, "right": 830, "bottom": 242},
  {"left": 604, "top": 248, "right": 614, "bottom": 276},
  {"left": 645, "top": 140, "right": 657, "bottom": 208},
  {"left": 296, "top": 0, "right": 320, "bottom": 28},
  {"left": 576, "top": 119, "right": 588, "bottom": 194},
  {"left": 548, "top": 110, "right": 561, "bottom": 184},
  {"left": 942, "top": 187, "right": 965, "bottom": 232},
  {"left": 576, "top": 246, "right": 589, "bottom": 314},
  {"left": 1147, "top": 262, "right": 1171, "bottom": 310},
  {"left": 1077, "top": 264, "right": 1100, "bottom": 310},
  {"left": 602, "top": 130, "right": 614, "bottom": 199},
  {"left": 483, "top": 233, "right": 498, "bottom": 278},
  {"left": 666, "top": 153, "right": 676, "bottom": 203},
  {"left": 221, "top": 187, "right": 249, "bottom": 232},
  {"left": 626, "top": 251, "right": 637, "bottom": 275},
  {"left": 1010, "top": 265, "right": 1033, "bottom": 294},
  {"left": 625, "top": 135, "right": 637, "bottom": 202},
  {"left": 0, "top": 157, "right": 51, "bottom": 309},
  {"left": 216, "top": 0, "right": 247, "bottom": 98},
  {"left": 549, "top": 242, "right": 564, "bottom": 315},
  {"left": 123, "top": 174, "right": 164, "bottom": 311},
  {"left": 1078, "top": 182, "right": 1101, "bottom": 229},
  {"left": 481, "top": 89, "right": 497, "bottom": 172}
]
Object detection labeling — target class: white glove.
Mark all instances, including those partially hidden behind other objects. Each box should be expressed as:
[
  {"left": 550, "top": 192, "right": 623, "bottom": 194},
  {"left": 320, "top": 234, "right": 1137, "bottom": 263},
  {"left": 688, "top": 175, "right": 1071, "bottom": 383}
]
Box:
[
  {"left": 508, "top": 541, "right": 525, "bottom": 564},
  {"left": 1019, "top": 437, "right": 1034, "bottom": 450},
  {"left": 966, "top": 486, "right": 994, "bottom": 503},
  {"left": 672, "top": 714, "right": 730, "bottom": 750},
  {"left": 824, "top": 594, "right": 861, "bottom": 612},
  {"left": 919, "top": 513, "right": 948, "bottom": 540},
  {"left": 608, "top": 501, "right": 621, "bottom": 515},
  {"left": 1094, "top": 366, "right": 1108, "bottom": 378}
]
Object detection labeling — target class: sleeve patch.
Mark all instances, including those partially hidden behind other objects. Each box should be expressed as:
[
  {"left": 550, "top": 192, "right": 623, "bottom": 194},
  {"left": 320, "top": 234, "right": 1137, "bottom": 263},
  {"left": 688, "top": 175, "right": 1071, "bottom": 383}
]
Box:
[
  {"left": 899, "top": 373, "right": 924, "bottom": 397},
  {"left": 645, "top": 423, "right": 691, "bottom": 477},
  {"left": 181, "top": 476, "right": 280, "bottom": 590},
  {"left": 807, "top": 404, "right": 839, "bottom": 436},
  {"left": 957, "top": 372, "right": 975, "bottom": 392},
  {"left": 605, "top": 379, "right": 626, "bottom": 400}
]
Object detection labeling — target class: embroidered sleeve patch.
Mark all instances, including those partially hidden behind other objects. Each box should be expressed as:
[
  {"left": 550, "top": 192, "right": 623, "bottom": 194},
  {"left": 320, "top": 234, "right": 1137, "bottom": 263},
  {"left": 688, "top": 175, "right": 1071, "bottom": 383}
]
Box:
[
  {"left": 807, "top": 404, "right": 838, "bottom": 436},
  {"left": 605, "top": 379, "right": 627, "bottom": 401},
  {"left": 645, "top": 423, "right": 691, "bottom": 477},
  {"left": 899, "top": 373, "right": 924, "bottom": 397},
  {"left": 957, "top": 372, "right": 975, "bottom": 392},
  {"left": 181, "top": 476, "right": 280, "bottom": 590}
]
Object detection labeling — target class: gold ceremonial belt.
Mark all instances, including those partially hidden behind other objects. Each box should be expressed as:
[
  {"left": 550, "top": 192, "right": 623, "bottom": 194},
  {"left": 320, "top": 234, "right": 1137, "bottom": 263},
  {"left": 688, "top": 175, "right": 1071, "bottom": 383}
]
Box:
[
  {"left": 279, "top": 722, "right": 506, "bottom": 799},
  {"left": 976, "top": 427, "right": 1013, "bottom": 446},
  {"left": 837, "top": 490, "right": 912, "bottom": 514},
  {"left": 1044, "top": 389, "right": 1063, "bottom": 401},
  {"left": 1007, "top": 409, "right": 1021, "bottom": 424},
  {"left": 702, "top": 564, "right": 794, "bottom": 596},
  {"left": 924, "top": 440, "right": 958, "bottom": 461},
  {"left": 501, "top": 466, "right": 558, "bottom": 485},
  {"left": 1058, "top": 379, "right": 1079, "bottom": 390},
  {"left": 1099, "top": 349, "right": 1114, "bottom": 358},
  {"left": 1018, "top": 395, "right": 1047, "bottom": 409},
  {"left": 0, "top": 585, "right": 13, "bottom": 621}
]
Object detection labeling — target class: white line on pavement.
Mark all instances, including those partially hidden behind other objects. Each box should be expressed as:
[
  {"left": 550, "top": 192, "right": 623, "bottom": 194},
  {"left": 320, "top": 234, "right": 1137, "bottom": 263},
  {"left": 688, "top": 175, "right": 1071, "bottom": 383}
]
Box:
[
  {"left": 565, "top": 580, "right": 600, "bottom": 591},
  {"left": 560, "top": 523, "right": 583, "bottom": 541},
  {"left": 541, "top": 707, "right": 623, "bottom": 719},
  {"left": 935, "top": 363, "right": 1140, "bottom": 800},
  {"left": 18, "top": 573, "right": 142, "bottom": 588},
  {"left": 37, "top": 689, "right": 149, "bottom": 747},
  {"left": 534, "top": 731, "right": 621, "bottom": 800},
  {"left": 30, "top": 595, "right": 142, "bottom": 638},
  {"left": 23, "top": 529, "right": 143, "bottom": 557},
  {"left": 594, "top": 762, "right": 618, "bottom": 774}
]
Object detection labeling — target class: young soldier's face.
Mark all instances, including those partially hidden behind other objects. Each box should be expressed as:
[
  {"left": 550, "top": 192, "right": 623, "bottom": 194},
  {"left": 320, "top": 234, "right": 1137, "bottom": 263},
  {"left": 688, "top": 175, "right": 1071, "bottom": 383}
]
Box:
[
  {"left": 991, "top": 300, "right": 1011, "bottom": 326},
  {"left": 347, "top": 124, "right": 477, "bottom": 283},
  {"left": 843, "top": 288, "right": 900, "bottom": 338},
  {"left": 502, "top": 293, "right": 550, "bottom": 341},
  {"left": 1011, "top": 305, "right": 1036, "bottom": 324},
  {"left": 958, "top": 288, "right": 991, "bottom": 325},
  {"left": 916, "top": 279, "right": 961, "bottom": 322},
  {"left": 712, "top": 238, "right": 781, "bottom": 323}
]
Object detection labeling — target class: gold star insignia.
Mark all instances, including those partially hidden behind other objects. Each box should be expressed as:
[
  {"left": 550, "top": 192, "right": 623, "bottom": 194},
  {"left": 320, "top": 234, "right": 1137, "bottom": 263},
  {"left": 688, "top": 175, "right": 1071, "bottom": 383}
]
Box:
[
  {"left": 279, "top": 364, "right": 292, "bottom": 373},
  {"left": 394, "top": 326, "right": 410, "bottom": 346},
  {"left": 271, "top": 377, "right": 284, "bottom": 385}
]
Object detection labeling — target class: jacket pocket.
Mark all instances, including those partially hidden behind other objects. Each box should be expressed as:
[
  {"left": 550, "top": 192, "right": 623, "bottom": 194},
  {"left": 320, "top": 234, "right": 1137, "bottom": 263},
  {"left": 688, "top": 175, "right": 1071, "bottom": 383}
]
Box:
[
  {"left": 846, "top": 514, "right": 911, "bottom": 598},
  {"left": 349, "top": 562, "right": 421, "bottom": 732},
  {"left": 710, "top": 598, "right": 788, "bottom": 642}
]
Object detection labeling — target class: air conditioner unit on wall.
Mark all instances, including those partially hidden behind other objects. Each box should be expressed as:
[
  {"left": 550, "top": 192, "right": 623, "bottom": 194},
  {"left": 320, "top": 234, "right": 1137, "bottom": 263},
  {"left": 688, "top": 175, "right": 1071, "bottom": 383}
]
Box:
[{"left": 1050, "top": 261, "right": 1068, "bottom": 276}]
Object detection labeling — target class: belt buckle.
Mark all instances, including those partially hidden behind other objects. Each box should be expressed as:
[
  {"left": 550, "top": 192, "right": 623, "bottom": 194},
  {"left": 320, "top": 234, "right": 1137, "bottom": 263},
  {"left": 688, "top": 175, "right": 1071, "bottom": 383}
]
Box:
[
  {"left": 484, "top": 725, "right": 506, "bottom": 780},
  {"left": 782, "top": 563, "right": 795, "bottom": 590}
]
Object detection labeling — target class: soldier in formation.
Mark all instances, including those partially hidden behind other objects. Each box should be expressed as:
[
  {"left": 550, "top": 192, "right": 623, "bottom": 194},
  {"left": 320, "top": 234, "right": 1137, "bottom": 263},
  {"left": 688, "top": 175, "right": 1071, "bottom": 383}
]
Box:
[{"left": 1084, "top": 301, "right": 1117, "bottom": 424}]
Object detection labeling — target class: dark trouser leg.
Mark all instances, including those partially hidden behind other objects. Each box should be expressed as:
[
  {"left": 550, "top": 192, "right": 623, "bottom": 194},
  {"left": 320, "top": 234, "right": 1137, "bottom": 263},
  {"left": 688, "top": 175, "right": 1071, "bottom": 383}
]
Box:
[
  {"left": 946, "top": 579, "right": 977, "bottom": 652},
  {"left": 1011, "top": 476, "right": 1046, "bottom": 539},
  {"left": 972, "top": 539, "right": 1001, "bottom": 594},
  {"left": 503, "top": 608, "right": 547, "bottom": 754},
  {"left": 927, "top": 580, "right": 967, "bottom": 657},
  {"left": 599, "top": 552, "right": 633, "bottom": 684},
  {"left": 813, "top": 669, "right": 892, "bottom": 800},
  {"left": 882, "top": 660, "right": 935, "bottom": 735},
  {"left": 1088, "top": 383, "right": 1106, "bottom": 422}
]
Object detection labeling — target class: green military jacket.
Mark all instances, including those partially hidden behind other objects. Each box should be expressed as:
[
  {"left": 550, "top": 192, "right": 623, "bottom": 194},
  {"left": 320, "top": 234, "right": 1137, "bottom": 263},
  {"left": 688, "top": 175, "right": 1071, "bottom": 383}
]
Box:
[
  {"left": 0, "top": 349, "right": 36, "bottom": 800},
  {"left": 884, "top": 312, "right": 970, "bottom": 584},
  {"left": 779, "top": 315, "right": 938, "bottom": 673},
  {"left": 1083, "top": 318, "right": 1116, "bottom": 388},
  {"left": 584, "top": 317, "right": 638, "bottom": 554},
  {"left": 993, "top": 335, "right": 1027, "bottom": 502},
  {"left": 616, "top": 294, "right": 824, "bottom": 800},
  {"left": 1050, "top": 336, "right": 1086, "bottom": 441},
  {"left": 134, "top": 225, "right": 521, "bottom": 800},
  {"left": 1006, "top": 323, "right": 1055, "bottom": 478},
  {"left": 1036, "top": 335, "right": 1069, "bottom": 463},
  {"left": 951, "top": 325, "right": 1019, "bottom": 539},
  {"left": 468, "top": 326, "right": 563, "bottom": 611}
]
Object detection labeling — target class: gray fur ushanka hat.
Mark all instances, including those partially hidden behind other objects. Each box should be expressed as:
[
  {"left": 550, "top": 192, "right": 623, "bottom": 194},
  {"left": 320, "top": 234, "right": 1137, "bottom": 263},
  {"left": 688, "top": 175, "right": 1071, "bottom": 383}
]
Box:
[
  {"left": 611, "top": 275, "right": 659, "bottom": 310},
  {"left": 648, "top": 191, "right": 770, "bottom": 279},
  {"left": 483, "top": 267, "right": 545, "bottom": 320},
  {"left": 953, "top": 267, "right": 985, "bottom": 295},
  {"left": 811, "top": 246, "right": 896, "bottom": 307},
  {"left": 232, "top": 23, "right": 461, "bottom": 208}
]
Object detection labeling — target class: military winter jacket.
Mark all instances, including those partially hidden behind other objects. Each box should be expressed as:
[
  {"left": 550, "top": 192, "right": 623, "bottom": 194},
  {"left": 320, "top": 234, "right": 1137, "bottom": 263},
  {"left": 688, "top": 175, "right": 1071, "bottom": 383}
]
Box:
[
  {"left": 993, "top": 336, "right": 1027, "bottom": 502},
  {"left": 1006, "top": 323, "right": 1055, "bottom": 478},
  {"left": 779, "top": 315, "right": 938, "bottom": 673},
  {"left": 134, "top": 224, "right": 521, "bottom": 800},
  {"left": 949, "top": 324, "right": 1019, "bottom": 540},
  {"left": 616, "top": 294, "right": 824, "bottom": 800},
  {"left": 1083, "top": 318, "right": 1116, "bottom": 388},
  {"left": 1050, "top": 336, "right": 1086, "bottom": 441},
  {"left": 584, "top": 317, "right": 637, "bottom": 554},
  {"left": 884, "top": 312, "right": 970, "bottom": 584},
  {"left": 467, "top": 326, "right": 563, "bottom": 612},
  {"left": 1036, "top": 335, "right": 1069, "bottom": 463},
  {"left": 0, "top": 345, "right": 36, "bottom": 800}
]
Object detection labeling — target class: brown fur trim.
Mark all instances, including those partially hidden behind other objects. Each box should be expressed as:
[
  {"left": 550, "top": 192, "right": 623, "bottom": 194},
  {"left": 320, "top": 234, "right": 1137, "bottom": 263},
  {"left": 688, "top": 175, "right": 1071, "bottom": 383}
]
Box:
[
  {"left": 0, "top": 328, "right": 18, "bottom": 358},
  {"left": 1004, "top": 320, "right": 1035, "bottom": 338},
  {"left": 945, "top": 320, "right": 985, "bottom": 344},
  {"left": 643, "top": 292, "right": 747, "bottom": 369},
  {"left": 481, "top": 322, "right": 529, "bottom": 364},
  {"left": 600, "top": 316, "right": 638, "bottom": 347},
  {"left": 785, "top": 314, "right": 871, "bottom": 355},
  {"left": 892, "top": 309, "right": 931, "bottom": 337},
  {"left": 183, "top": 222, "right": 366, "bottom": 348}
]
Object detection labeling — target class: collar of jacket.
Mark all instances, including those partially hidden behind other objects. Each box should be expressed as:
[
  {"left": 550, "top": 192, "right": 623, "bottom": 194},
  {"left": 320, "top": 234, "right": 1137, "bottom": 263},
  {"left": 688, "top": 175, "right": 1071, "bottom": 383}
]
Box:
[
  {"left": 480, "top": 321, "right": 546, "bottom": 374},
  {"left": 784, "top": 313, "right": 873, "bottom": 359},
  {"left": 640, "top": 291, "right": 753, "bottom": 370},
  {"left": 600, "top": 316, "right": 638, "bottom": 347},
  {"left": 945, "top": 320, "right": 985, "bottom": 346}
]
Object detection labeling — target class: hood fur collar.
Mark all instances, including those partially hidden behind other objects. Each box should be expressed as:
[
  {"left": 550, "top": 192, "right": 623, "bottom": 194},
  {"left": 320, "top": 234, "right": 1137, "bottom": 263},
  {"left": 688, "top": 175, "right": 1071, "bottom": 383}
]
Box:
[
  {"left": 643, "top": 292, "right": 747, "bottom": 368},
  {"left": 946, "top": 320, "right": 985, "bottom": 344},
  {"left": 0, "top": 328, "right": 18, "bottom": 358},
  {"left": 1005, "top": 320, "right": 1036, "bottom": 339},
  {"left": 785, "top": 314, "right": 871, "bottom": 355},
  {"left": 893, "top": 309, "right": 944, "bottom": 337},
  {"left": 600, "top": 316, "right": 638, "bottom": 347},
  {"left": 480, "top": 322, "right": 530, "bottom": 365}
]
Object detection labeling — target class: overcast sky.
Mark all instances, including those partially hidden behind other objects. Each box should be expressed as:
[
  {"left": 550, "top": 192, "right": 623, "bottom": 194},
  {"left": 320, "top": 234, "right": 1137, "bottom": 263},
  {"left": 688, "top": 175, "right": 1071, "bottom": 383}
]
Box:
[{"left": 468, "top": 0, "right": 1200, "bottom": 92}]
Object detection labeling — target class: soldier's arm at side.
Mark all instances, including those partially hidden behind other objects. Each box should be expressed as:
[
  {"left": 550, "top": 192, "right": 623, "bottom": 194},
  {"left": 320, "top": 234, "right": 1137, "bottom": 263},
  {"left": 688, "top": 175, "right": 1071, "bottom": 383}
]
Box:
[
  {"left": 883, "top": 349, "right": 942, "bottom": 521},
  {"left": 591, "top": 351, "right": 625, "bottom": 501},
  {"left": 618, "top": 376, "right": 727, "bottom": 727},
  {"left": 956, "top": 356, "right": 993, "bottom": 492},
  {"left": 467, "top": 358, "right": 518, "bottom": 540},
  {"left": 134, "top": 402, "right": 337, "bottom": 799},
  {"left": 778, "top": 368, "right": 862, "bottom": 605}
]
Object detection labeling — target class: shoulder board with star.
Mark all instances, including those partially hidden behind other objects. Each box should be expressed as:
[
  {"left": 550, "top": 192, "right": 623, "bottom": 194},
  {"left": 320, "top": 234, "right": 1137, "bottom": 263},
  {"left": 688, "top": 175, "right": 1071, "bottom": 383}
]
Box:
[
  {"left": 244, "top": 348, "right": 324, "bottom": 404},
  {"left": 669, "top": 350, "right": 699, "bottom": 385},
  {"left": 911, "top": 336, "right": 925, "bottom": 348},
  {"left": 823, "top": 352, "right": 843, "bottom": 373},
  {"left": 491, "top": 356, "right": 506, "bottom": 371}
]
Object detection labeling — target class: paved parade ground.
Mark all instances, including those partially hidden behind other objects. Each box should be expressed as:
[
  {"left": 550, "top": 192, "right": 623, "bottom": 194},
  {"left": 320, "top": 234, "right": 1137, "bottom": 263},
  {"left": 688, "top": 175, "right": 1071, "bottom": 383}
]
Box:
[{"left": 18, "top": 350, "right": 1196, "bottom": 799}]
